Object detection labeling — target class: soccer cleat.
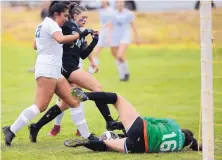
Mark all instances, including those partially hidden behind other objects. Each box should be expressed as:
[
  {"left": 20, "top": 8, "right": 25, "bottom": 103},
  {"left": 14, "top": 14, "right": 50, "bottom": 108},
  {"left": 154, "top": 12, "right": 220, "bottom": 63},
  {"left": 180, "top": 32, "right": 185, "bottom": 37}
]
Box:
[
  {"left": 106, "top": 121, "right": 124, "bottom": 131},
  {"left": 120, "top": 74, "right": 130, "bottom": 82},
  {"left": 64, "top": 138, "right": 89, "bottom": 148},
  {"left": 48, "top": 125, "right": 61, "bottom": 136},
  {"left": 124, "top": 74, "right": 130, "bottom": 81},
  {"left": 71, "top": 88, "right": 88, "bottom": 101},
  {"left": 2, "top": 126, "right": 15, "bottom": 146},
  {"left": 28, "top": 123, "right": 39, "bottom": 143},
  {"left": 88, "top": 133, "right": 99, "bottom": 141}
]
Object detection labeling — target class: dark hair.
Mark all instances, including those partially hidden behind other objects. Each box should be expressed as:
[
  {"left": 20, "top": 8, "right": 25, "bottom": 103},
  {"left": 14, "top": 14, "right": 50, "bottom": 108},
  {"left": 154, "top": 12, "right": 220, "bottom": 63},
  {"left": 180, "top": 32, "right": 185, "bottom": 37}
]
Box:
[
  {"left": 69, "top": 3, "right": 87, "bottom": 19},
  {"left": 182, "top": 129, "right": 202, "bottom": 151},
  {"left": 49, "top": 1, "right": 68, "bottom": 17}
]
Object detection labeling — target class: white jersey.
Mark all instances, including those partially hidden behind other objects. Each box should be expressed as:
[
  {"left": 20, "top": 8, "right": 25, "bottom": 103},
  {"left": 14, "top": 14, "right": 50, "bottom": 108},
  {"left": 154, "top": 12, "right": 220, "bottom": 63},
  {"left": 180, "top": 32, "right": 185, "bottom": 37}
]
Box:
[
  {"left": 109, "top": 8, "right": 135, "bottom": 46},
  {"left": 112, "top": 8, "right": 135, "bottom": 31},
  {"left": 99, "top": 6, "right": 115, "bottom": 27},
  {"left": 35, "top": 17, "right": 63, "bottom": 67}
]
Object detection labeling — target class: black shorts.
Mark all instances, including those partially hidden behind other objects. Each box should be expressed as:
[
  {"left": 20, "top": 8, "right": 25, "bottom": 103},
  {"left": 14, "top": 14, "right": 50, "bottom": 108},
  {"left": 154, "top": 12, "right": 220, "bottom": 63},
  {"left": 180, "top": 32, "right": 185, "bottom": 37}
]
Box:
[
  {"left": 62, "top": 63, "right": 79, "bottom": 80},
  {"left": 124, "top": 117, "right": 146, "bottom": 153}
]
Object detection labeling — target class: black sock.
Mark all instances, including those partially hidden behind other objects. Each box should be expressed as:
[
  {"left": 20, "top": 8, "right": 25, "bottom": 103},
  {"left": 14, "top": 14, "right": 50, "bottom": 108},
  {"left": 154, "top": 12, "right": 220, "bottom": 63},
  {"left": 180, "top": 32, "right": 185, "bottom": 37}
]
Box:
[
  {"left": 95, "top": 101, "right": 114, "bottom": 122},
  {"left": 34, "top": 104, "right": 62, "bottom": 130},
  {"left": 85, "top": 92, "right": 117, "bottom": 104}
]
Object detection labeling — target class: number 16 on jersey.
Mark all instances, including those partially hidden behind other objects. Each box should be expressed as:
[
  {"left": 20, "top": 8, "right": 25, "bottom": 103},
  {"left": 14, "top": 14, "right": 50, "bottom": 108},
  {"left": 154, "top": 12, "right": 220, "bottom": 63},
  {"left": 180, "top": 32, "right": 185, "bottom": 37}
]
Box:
[{"left": 160, "top": 132, "right": 177, "bottom": 152}]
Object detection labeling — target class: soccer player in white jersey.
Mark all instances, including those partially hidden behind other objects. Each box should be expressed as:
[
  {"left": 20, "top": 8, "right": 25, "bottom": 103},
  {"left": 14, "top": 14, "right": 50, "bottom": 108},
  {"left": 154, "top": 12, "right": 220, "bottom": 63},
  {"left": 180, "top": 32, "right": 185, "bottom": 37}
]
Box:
[
  {"left": 108, "top": 0, "right": 140, "bottom": 81},
  {"left": 2, "top": 1, "right": 93, "bottom": 146},
  {"left": 88, "top": 0, "right": 115, "bottom": 74}
]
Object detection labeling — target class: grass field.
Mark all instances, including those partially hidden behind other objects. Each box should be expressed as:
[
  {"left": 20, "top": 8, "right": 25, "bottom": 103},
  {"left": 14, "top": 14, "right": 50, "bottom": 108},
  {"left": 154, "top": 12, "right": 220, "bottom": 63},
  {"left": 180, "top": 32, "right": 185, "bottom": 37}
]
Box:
[
  {"left": 1, "top": 6, "right": 222, "bottom": 160},
  {"left": 1, "top": 43, "right": 222, "bottom": 160}
]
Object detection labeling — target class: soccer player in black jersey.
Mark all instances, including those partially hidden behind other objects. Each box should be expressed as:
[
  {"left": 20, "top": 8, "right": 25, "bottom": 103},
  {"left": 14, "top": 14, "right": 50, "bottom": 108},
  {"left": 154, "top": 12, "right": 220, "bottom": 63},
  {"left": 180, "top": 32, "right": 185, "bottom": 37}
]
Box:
[{"left": 28, "top": 2, "right": 124, "bottom": 143}]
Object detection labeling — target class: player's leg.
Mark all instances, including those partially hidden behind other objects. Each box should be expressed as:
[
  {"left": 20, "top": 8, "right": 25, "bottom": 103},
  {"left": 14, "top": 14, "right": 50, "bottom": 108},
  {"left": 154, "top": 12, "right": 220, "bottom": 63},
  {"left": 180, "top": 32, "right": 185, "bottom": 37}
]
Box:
[
  {"left": 68, "top": 69, "right": 122, "bottom": 130},
  {"left": 2, "top": 76, "right": 57, "bottom": 146},
  {"left": 116, "top": 43, "right": 130, "bottom": 81},
  {"left": 28, "top": 77, "right": 80, "bottom": 143},
  {"left": 48, "top": 99, "right": 65, "bottom": 136},
  {"left": 48, "top": 83, "right": 77, "bottom": 136},
  {"left": 81, "top": 92, "right": 140, "bottom": 129},
  {"left": 71, "top": 90, "right": 145, "bottom": 153},
  {"left": 111, "top": 46, "right": 125, "bottom": 80}
]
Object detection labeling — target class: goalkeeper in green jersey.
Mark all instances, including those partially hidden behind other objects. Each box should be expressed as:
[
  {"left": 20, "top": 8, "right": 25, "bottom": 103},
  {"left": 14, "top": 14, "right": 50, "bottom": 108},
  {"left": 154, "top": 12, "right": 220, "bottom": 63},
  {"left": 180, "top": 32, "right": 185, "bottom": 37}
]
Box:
[{"left": 64, "top": 89, "right": 202, "bottom": 153}]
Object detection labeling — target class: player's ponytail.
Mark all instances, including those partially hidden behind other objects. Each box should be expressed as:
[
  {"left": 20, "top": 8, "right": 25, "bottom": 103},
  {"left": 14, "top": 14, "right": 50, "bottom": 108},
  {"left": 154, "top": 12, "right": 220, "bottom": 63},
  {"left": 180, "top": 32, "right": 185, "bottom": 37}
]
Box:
[{"left": 182, "top": 129, "right": 202, "bottom": 151}]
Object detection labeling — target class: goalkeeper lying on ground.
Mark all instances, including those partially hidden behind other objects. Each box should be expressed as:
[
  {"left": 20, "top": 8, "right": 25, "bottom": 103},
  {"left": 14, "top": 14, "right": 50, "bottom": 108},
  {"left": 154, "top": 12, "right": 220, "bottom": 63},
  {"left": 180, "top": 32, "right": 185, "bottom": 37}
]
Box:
[{"left": 64, "top": 89, "right": 202, "bottom": 153}]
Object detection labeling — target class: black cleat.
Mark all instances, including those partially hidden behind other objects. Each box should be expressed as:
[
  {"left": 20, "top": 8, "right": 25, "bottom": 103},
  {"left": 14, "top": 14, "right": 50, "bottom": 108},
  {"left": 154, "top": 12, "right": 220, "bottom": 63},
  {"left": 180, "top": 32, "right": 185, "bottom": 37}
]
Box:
[
  {"left": 71, "top": 88, "right": 88, "bottom": 101},
  {"left": 106, "top": 121, "right": 124, "bottom": 131},
  {"left": 28, "top": 123, "right": 39, "bottom": 143},
  {"left": 2, "top": 126, "right": 15, "bottom": 146},
  {"left": 88, "top": 133, "right": 99, "bottom": 141},
  {"left": 125, "top": 74, "right": 130, "bottom": 81},
  {"left": 120, "top": 74, "right": 130, "bottom": 82}
]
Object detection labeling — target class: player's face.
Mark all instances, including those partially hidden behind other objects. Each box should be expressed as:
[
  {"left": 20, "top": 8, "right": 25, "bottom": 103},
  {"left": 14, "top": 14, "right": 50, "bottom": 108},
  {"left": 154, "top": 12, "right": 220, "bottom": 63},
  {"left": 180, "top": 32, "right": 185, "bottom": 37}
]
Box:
[
  {"left": 101, "top": 0, "right": 109, "bottom": 8},
  {"left": 116, "top": 0, "right": 125, "bottom": 10},
  {"left": 76, "top": 11, "right": 88, "bottom": 27},
  {"left": 55, "top": 9, "right": 69, "bottom": 27}
]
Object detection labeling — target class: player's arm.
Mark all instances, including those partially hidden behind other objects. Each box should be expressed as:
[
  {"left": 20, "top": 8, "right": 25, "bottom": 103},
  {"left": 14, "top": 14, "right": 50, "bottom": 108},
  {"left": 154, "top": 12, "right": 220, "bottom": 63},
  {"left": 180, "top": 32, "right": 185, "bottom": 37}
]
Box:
[
  {"left": 130, "top": 21, "right": 140, "bottom": 45},
  {"left": 52, "top": 25, "right": 92, "bottom": 44},
  {"left": 80, "top": 31, "right": 98, "bottom": 60},
  {"left": 52, "top": 31, "right": 80, "bottom": 44}
]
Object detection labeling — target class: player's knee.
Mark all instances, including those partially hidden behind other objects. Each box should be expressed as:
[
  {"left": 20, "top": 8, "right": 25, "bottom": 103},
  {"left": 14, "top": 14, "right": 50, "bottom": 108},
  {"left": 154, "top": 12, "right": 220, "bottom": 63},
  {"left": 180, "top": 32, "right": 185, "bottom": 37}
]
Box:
[
  {"left": 37, "top": 104, "right": 48, "bottom": 113},
  {"left": 69, "top": 99, "right": 80, "bottom": 108},
  {"left": 116, "top": 55, "right": 124, "bottom": 62}
]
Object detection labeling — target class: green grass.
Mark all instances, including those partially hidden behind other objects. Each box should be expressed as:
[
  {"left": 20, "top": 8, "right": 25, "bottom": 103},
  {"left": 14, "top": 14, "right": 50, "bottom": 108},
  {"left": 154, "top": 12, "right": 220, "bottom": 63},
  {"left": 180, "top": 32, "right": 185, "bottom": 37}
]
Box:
[{"left": 1, "top": 42, "right": 222, "bottom": 160}]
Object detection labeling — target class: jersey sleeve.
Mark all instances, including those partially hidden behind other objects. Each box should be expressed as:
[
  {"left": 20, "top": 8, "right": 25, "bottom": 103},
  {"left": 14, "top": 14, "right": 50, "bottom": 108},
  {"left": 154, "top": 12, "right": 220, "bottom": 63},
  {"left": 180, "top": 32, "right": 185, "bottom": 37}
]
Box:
[
  {"left": 62, "top": 25, "right": 72, "bottom": 35},
  {"left": 48, "top": 22, "right": 62, "bottom": 36}
]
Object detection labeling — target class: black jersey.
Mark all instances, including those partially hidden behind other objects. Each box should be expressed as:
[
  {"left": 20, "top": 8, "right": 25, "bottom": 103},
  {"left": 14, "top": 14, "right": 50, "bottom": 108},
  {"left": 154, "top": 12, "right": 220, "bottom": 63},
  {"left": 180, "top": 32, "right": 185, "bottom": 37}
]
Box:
[
  {"left": 62, "top": 20, "right": 86, "bottom": 67},
  {"left": 61, "top": 20, "right": 98, "bottom": 79}
]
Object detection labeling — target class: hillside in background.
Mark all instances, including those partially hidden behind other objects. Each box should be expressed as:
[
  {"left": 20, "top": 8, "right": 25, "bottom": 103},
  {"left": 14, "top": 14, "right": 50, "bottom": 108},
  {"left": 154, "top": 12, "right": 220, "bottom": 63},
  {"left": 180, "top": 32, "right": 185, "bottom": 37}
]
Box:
[{"left": 1, "top": 7, "right": 222, "bottom": 46}]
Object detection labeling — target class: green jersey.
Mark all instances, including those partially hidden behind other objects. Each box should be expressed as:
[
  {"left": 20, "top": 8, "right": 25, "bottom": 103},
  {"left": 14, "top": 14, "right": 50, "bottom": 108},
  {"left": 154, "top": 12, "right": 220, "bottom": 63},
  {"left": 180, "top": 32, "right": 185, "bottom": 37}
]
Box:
[{"left": 142, "top": 117, "right": 185, "bottom": 153}]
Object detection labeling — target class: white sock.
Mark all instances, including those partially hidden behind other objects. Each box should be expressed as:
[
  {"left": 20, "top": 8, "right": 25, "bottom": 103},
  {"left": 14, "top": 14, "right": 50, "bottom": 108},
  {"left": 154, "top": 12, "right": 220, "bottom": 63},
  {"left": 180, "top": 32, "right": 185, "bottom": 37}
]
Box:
[
  {"left": 88, "top": 58, "right": 99, "bottom": 74},
  {"left": 54, "top": 112, "right": 64, "bottom": 126},
  {"left": 80, "top": 102, "right": 84, "bottom": 115},
  {"left": 115, "top": 59, "right": 125, "bottom": 79},
  {"left": 70, "top": 104, "right": 90, "bottom": 139},
  {"left": 10, "top": 104, "right": 40, "bottom": 134},
  {"left": 122, "top": 61, "right": 129, "bottom": 74}
]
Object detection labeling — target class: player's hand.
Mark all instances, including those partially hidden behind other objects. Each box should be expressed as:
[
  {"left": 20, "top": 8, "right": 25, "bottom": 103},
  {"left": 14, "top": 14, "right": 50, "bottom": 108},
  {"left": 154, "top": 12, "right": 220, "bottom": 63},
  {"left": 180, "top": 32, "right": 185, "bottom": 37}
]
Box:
[
  {"left": 90, "top": 60, "right": 99, "bottom": 73},
  {"left": 79, "top": 29, "right": 94, "bottom": 38},
  {"left": 92, "top": 31, "right": 99, "bottom": 41}
]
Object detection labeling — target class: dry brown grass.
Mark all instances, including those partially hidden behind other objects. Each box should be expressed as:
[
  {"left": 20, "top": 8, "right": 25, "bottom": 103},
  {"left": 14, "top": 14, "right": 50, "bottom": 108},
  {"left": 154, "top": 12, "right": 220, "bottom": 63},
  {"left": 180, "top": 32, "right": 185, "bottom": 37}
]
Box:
[{"left": 1, "top": 7, "right": 222, "bottom": 45}]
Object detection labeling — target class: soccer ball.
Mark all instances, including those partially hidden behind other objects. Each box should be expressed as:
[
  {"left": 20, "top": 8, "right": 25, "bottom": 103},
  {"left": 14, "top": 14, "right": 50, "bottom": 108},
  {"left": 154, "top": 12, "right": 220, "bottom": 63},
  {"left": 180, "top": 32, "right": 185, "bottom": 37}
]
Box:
[{"left": 100, "top": 131, "right": 119, "bottom": 140}]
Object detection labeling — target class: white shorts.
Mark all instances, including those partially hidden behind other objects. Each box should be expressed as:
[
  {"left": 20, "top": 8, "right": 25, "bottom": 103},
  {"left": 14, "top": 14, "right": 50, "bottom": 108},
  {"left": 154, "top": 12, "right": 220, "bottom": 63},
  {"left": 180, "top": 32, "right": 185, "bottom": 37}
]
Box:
[
  {"left": 97, "top": 28, "right": 108, "bottom": 47},
  {"left": 109, "top": 29, "right": 131, "bottom": 47},
  {"left": 35, "top": 63, "right": 62, "bottom": 80}
]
